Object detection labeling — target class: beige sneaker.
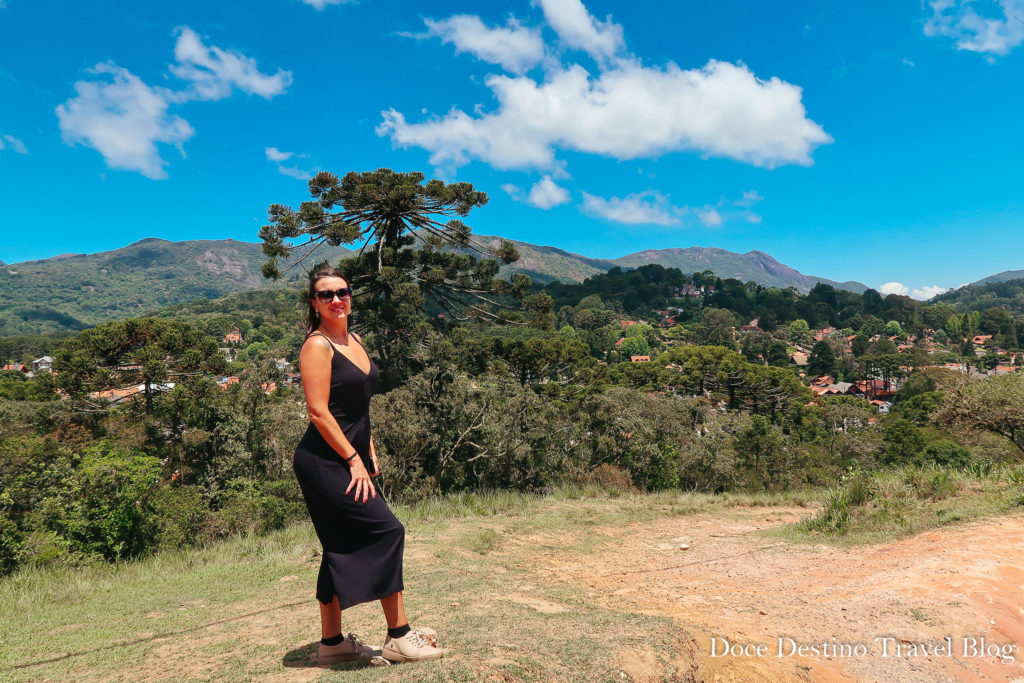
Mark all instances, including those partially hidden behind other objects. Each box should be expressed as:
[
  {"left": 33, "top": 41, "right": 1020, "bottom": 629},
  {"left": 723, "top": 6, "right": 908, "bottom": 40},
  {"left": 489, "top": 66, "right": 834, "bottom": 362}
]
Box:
[
  {"left": 318, "top": 633, "right": 378, "bottom": 666},
  {"left": 382, "top": 629, "right": 445, "bottom": 663},
  {"left": 385, "top": 626, "right": 438, "bottom": 648}
]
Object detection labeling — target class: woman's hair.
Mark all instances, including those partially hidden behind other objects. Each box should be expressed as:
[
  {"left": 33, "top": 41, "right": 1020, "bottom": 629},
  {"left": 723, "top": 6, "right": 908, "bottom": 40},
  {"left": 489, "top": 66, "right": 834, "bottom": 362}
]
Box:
[{"left": 304, "top": 267, "right": 348, "bottom": 337}]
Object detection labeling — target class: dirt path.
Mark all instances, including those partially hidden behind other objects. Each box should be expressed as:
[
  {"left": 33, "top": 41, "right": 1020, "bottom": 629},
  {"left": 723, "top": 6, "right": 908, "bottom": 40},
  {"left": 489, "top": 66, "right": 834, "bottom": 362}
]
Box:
[{"left": 542, "top": 507, "right": 1024, "bottom": 682}]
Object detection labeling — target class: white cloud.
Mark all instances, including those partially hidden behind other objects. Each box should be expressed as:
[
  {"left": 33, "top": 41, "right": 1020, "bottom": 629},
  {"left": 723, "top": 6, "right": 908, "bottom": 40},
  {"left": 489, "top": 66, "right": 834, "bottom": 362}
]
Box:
[
  {"left": 264, "top": 147, "right": 314, "bottom": 179},
  {"left": 500, "top": 183, "right": 522, "bottom": 199},
  {"left": 379, "top": 59, "right": 830, "bottom": 175},
  {"left": 924, "top": 0, "right": 1024, "bottom": 57},
  {"left": 735, "top": 189, "right": 764, "bottom": 207},
  {"left": 276, "top": 165, "right": 313, "bottom": 180},
  {"left": 421, "top": 15, "right": 545, "bottom": 73},
  {"left": 697, "top": 206, "right": 722, "bottom": 227},
  {"left": 526, "top": 175, "right": 570, "bottom": 208},
  {"left": 56, "top": 63, "right": 194, "bottom": 179},
  {"left": 57, "top": 29, "right": 290, "bottom": 179},
  {"left": 0, "top": 134, "right": 27, "bottom": 154},
  {"left": 169, "top": 27, "right": 292, "bottom": 102},
  {"left": 902, "top": 57, "right": 916, "bottom": 67},
  {"left": 536, "top": 0, "right": 624, "bottom": 60},
  {"left": 879, "top": 282, "right": 948, "bottom": 300},
  {"left": 265, "top": 146, "right": 294, "bottom": 161},
  {"left": 745, "top": 213, "right": 763, "bottom": 223},
  {"left": 299, "top": 0, "right": 355, "bottom": 10},
  {"left": 879, "top": 282, "right": 910, "bottom": 296},
  {"left": 912, "top": 284, "right": 948, "bottom": 300},
  {"left": 581, "top": 191, "right": 682, "bottom": 225}
]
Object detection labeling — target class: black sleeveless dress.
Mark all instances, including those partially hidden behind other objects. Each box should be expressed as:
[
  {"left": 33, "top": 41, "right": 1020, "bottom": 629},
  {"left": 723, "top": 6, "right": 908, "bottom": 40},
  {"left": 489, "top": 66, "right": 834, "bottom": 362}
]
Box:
[{"left": 293, "top": 333, "right": 405, "bottom": 608}]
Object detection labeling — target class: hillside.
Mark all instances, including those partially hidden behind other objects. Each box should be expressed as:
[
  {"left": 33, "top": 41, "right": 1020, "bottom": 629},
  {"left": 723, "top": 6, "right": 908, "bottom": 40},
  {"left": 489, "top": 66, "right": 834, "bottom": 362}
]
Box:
[
  {"left": 3, "top": 491, "right": 1022, "bottom": 682},
  {"left": 0, "top": 239, "right": 351, "bottom": 336},
  {"left": 932, "top": 277, "right": 1024, "bottom": 312},
  {"left": 1, "top": 236, "right": 868, "bottom": 335},
  {"left": 473, "top": 235, "right": 610, "bottom": 284},
  {"left": 975, "top": 270, "right": 1024, "bottom": 286}
]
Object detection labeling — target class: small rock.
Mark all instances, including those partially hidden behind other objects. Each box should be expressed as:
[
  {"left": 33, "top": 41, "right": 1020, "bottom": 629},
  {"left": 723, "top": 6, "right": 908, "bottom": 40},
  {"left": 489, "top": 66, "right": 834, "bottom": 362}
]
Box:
[
  {"left": 679, "top": 544, "right": 690, "bottom": 550},
  {"left": 759, "top": 610, "right": 767, "bottom": 615}
]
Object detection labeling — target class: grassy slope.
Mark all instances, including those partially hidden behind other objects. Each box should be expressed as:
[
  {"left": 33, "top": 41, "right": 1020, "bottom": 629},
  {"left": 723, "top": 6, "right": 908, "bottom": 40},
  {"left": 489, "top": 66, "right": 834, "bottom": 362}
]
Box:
[
  {"left": 5, "top": 481, "right": 1021, "bottom": 681},
  {"left": 2, "top": 489, "right": 813, "bottom": 683},
  {"left": 773, "top": 466, "right": 1024, "bottom": 546}
]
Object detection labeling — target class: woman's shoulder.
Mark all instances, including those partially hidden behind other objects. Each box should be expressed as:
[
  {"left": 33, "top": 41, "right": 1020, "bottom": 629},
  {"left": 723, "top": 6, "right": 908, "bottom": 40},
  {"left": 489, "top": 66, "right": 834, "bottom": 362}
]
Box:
[{"left": 301, "top": 332, "right": 335, "bottom": 357}]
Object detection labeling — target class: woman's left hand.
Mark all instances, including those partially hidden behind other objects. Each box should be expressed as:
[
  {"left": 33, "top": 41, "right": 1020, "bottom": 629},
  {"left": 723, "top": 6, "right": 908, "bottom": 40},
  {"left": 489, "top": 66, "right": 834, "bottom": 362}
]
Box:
[{"left": 369, "top": 440, "right": 380, "bottom": 477}]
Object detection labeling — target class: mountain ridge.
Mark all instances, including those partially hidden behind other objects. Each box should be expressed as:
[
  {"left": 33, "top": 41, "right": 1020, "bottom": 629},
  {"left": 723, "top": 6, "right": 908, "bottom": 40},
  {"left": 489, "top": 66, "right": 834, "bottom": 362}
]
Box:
[{"left": 2, "top": 235, "right": 871, "bottom": 335}]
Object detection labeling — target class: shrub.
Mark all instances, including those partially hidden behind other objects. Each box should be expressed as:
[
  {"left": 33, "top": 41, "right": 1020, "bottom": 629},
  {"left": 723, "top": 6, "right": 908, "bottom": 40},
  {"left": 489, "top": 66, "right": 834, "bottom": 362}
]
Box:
[
  {"left": 18, "top": 530, "right": 74, "bottom": 568},
  {"left": 589, "top": 464, "right": 635, "bottom": 492},
  {"left": 65, "top": 443, "right": 162, "bottom": 560},
  {"left": 151, "top": 485, "right": 209, "bottom": 550},
  {"left": 803, "top": 487, "right": 851, "bottom": 534},
  {"left": 206, "top": 479, "right": 304, "bottom": 539},
  {"left": 0, "top": 513, "right": 22, "bottom": 575},
  {"left": 923, "top": 440, "right": 972, "bottom": 468},
  {"left": 926, "top": 470, "right": 959, "bottom": 500},
  {"left": 879, "top": 419, "right": 926, "bottom": 466}
]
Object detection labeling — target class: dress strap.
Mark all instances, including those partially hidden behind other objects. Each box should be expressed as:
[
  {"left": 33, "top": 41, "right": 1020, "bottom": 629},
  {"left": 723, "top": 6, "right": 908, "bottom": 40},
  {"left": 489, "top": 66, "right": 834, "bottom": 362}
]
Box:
[{"left": 308, "top": 330, "right": 367, "bottom": 356}]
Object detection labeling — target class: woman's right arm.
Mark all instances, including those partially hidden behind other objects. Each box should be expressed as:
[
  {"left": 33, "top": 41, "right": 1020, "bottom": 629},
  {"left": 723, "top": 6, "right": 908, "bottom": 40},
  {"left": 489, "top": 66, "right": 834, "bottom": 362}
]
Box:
[{"left": 299, "top": 336, "right": 376, "bottom": 502}]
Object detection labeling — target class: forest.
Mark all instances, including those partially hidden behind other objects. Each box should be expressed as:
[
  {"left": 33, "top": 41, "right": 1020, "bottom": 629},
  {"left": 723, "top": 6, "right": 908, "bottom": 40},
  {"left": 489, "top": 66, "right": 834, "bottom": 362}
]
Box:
[{"left": 2, "top": 169, "right": 1023, "bottom": 577}]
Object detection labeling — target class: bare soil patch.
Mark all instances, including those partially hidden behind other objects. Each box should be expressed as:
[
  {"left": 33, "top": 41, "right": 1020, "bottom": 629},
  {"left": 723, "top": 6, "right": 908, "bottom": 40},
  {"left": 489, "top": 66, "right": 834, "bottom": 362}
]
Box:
[{"left": 541, "top": 506, "right": 1024, "bottom": 682}]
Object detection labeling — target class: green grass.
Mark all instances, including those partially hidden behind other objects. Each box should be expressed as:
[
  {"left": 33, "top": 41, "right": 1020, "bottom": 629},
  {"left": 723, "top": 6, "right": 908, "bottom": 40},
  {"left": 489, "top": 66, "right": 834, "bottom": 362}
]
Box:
[
  {"left": 0, "top": 486, "right": 737, "bottom": 682},
  {"left": 774, "top": 465, "right": 1024, "bottom": 546}
]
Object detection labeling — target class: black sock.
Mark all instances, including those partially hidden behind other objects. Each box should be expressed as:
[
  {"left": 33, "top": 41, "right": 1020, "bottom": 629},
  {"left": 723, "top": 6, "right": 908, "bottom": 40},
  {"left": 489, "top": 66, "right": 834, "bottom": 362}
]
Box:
[
  {"left": 388, "top": 624, "right": 411, "bottom": 639},
  {"left": 321, "top": 633, "right": 344, "bottom": 646}
]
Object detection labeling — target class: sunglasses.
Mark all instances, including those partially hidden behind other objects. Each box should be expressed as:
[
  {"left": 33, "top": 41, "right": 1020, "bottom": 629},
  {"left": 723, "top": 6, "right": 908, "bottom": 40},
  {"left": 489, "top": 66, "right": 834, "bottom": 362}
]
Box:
[{"left": 314, "top": 288, "right": 353, "bottom": 302}]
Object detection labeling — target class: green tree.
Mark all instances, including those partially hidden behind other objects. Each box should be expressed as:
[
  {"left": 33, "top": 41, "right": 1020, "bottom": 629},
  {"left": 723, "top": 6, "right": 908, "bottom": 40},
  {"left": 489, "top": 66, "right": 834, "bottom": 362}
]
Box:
[
  {"left": 808, "top": 340, "right": 836, "bottom": 377},
  {"left": 851, "top": 333, "right": 870, "bottom": 357},
  {"left": 734, "top": 415, "right": 789, "bottom": 490},
  {"left": 65, "top": 443, "right": 162, "bottom": 560},
  {"left": 620, "top": 335, "right": 650, "bottom": 358},
  {"left": 936, "top": 373, "right": 1024, "bottom": 455},
  {"left": 879, "top": 419, "right": 926, "bottom": 465},
  {"left": 945, "top": 314, "right": 963, "bottom": 339},
  {"left": 691, "top": 308, "right": 737, "bottom": 348},
  {"left": 487, "top": 336, "right": 589, "bottom": 387},
  {"left": 54, "top": 318, "right": 226, "bottom": 415},
  {"left": 766, "top": 342, "right": 791, "bottom": 367},
  {"left": 258, "top": 169, "right": 525, "bottom": 387},
  {"left": 789, "top": 319, "right": 810, "bottom": 345}
]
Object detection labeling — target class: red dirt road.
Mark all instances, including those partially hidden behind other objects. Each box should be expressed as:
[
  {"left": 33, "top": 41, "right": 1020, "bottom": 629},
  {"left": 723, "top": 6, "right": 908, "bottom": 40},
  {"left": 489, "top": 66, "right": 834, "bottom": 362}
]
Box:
[{"left": 550, "top": 507, "right": 1024, "bottom": 682}]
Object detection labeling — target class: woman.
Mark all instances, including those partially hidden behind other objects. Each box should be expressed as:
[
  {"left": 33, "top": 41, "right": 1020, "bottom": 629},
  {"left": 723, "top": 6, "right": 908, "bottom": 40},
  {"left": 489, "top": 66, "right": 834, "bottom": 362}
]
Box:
[{"left": 293, "top": 267, "right": 444, "bottom": 665}]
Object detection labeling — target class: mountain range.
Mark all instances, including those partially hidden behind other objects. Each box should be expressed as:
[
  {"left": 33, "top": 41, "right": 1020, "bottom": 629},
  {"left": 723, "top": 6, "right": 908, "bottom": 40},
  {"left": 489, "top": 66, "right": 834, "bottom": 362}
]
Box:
[
  {"left": 464, "top": 236, "right": 869, "bottom": 293},
  {"left": 0, "top": 233, "right": 970, "bottom": 336}
]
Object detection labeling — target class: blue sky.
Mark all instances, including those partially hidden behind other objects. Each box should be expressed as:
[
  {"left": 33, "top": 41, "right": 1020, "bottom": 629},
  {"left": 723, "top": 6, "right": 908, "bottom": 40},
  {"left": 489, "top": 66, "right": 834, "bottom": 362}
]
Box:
[{"left": 1, "top": 0, "right": 1022, "bottom": 298}]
